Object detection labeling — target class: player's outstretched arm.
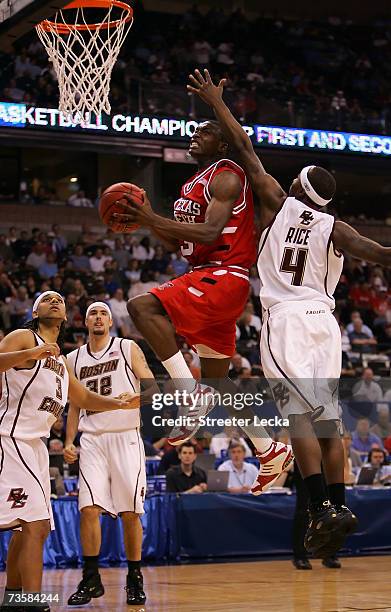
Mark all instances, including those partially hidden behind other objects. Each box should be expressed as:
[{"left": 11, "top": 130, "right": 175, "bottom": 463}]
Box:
[
  {"left": 65, "top": 361, "right": 140, "bottom": 411},
  {"left": 333, "top": 221, "right": 391, "bottom": 266},
  {"left": 0, "top": 329, "right": 60, "bottom": 372},
  {"left": 130, "top": 341, "right": 160, "bottom": 405},
  {"left": 187, "top": 69, "right": 286, "bottom": 211},
  {"left": 113, "top": 171, "right": 242, "bottom": 244}
]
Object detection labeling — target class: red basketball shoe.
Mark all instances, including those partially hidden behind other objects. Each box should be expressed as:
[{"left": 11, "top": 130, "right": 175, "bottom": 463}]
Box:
[
  {"left": 167, "top": 383, "right": 216, "bottom": 446},
  {"left": 251, "top": 441, "right": 294, "bottom": 495}
]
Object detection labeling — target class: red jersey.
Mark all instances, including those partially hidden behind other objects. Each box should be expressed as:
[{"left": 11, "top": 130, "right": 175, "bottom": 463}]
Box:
[{"left": 173, "top": 159, "right": 256, "bottom": 268}]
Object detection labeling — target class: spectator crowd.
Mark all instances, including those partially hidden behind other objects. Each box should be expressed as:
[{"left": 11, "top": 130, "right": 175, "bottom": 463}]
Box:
[{"left": 1, "top": 6, "right": 391, "bottom": 133}]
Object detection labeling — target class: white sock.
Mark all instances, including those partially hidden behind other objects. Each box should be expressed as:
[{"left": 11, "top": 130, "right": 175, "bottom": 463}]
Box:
[
  {"left": 249, "top": 436, "right": 274, "bottom": 455},
  {"left": 162, "top": 351, "right": 196, "bottom": 393}
]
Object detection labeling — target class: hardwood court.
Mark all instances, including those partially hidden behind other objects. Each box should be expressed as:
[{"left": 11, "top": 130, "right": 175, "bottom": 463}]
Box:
[{"left": 2, "top": 557, "right": 391, "bottom": 611}]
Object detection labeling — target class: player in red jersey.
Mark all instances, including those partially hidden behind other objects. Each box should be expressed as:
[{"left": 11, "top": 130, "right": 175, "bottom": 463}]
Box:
[{"left": 113, "top": 120, "right": 293, "bottom": 493}]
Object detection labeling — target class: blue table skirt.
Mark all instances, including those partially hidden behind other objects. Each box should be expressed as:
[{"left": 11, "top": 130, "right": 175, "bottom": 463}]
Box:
[{"left": 1, "top": 489, "right": 390, "bottom": 568}]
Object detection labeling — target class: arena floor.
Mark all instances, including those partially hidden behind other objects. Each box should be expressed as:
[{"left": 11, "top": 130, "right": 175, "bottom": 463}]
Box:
[{"left": 2, "top": 556, "right": 390, "bottom": 611}]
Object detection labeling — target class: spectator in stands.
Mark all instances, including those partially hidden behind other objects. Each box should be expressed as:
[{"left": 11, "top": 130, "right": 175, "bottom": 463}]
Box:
[
  {"left": 12, "top": 229, "right": 31, "bottom": 259},
  {"left": 70, "top": 244, "right": 91, "bottom": 272},
  {"left": 361, "top": 448, "right": 390, "bottom": 484},
  {"left": 351, "top": 417, "right": 383, "bottom": 456},
  {"left": 38, "top": 252, "right": 58, "bottom": 279},
  {"left": 348, "top": 318, "right": 377, "bottom": 355},
  {"left": 65, "top": 293, "right": 81, "bottom": 326},
  {"left": 218, "top": 441, "right": 258, "bottom": 494},
  {"left": 352, "top": 368, "right": 383, "bottom": 403},
  {"left": 370, "top": 407, "right": 391, "bottom": 440},
  {"left": 50, "top": 223, "right": 67, "bottom": 254},
  {"left": 346, "top": 310, "right": 374, "bottom": 337},
  {"left": 171, "top": 250, "right": 189, "bottom": 275},
  {"left": 166, "top": 442, "right": 207, "bottom": 493},
  {"left": 0, "top": 234, "right": 13, "bottom": 262},
  {"left": 0, "top": 273, "right": 16, "bottom": 330},
  {"left": 9, "top": 286, "right": 32, "bottom": 327},
  {"left": 125, "top": 259, "right": 141, "bottom": 285},
  {"left": 63, "top": 313, "right": 88, "bottom": 353},
  {"left": 131, "top": 237, "right": 155, "bottom": 261},
  {"left": 68, "top": 189, "right": 94, "bottom": 207},
  {"left": 229, "top": 352, "right": 251, "bottom": 379},
  {"left": 210, "top": 425, "right": 252, "bottom": 459},
  {"left": 112, "top": 238, "right": 131, "bottom": 270},
  {"left": 109, "top": 287, "right": 132, "bottom": 337},
  {"left": 26, "top": 241, "right": 46, "bottom": 270},
  {"left": 150, "top": 245, "right": 170, "bottom": 275},
  {"left": 89, "top": 247, "right": 111, "bottom": 274},
  {"left": 128, "top": 269, "right": 159, "bottom": 300}
]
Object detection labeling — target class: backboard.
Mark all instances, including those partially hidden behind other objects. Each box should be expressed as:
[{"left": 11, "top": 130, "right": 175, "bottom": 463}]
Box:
[{"left": 0, "top": 0, "right": 69, "bottom": 51}]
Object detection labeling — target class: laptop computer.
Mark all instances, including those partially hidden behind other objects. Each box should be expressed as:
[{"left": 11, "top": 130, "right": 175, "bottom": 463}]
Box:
[
  {"left": 207, "top": 470, "right": 229, "bottom": 492},
  {"left": 356, "top": 466, "right": 378, "bottom": 485},
  {"left": 195, "top": 454, "right": 216, "bottom": 473}
]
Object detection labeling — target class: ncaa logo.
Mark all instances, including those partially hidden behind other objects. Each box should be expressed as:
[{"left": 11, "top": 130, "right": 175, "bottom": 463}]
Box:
[{"left": 158, "top": 282, "right": 174, "bottom": 291}]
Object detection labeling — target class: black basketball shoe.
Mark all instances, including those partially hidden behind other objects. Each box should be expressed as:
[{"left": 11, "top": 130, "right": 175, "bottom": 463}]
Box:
[
  {"left": 125, "top": 570, "right": 146, "bottom": 606},
  {"left": 67, "top": 574, "right": 104, "bottom": 606},
  {"left": 316, "top": 505, "right": 358, "bottom": 558},
  {"left": 304, "top": 500, "right": 339, "bottom": 556}
]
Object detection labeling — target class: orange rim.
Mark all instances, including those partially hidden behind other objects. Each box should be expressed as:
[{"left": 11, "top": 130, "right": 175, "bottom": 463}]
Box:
[{"left": 38, "top": 0, "right": 133, "bottom": 33}]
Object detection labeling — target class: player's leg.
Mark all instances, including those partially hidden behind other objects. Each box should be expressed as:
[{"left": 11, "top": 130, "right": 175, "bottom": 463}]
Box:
[
  {"left": 121, "top": 512, "right": 146, "bottom": 605},
  {"left": 198, "top": 353, "right": 293, "bottom": 492},
  {"left": 18, "top": 518, "right": 50, "bottom": 591},
  {"left": 67, "top": 505, "right": 104, "bottom": 606},
  {"left": 291, "top": 462, "right": 312, "bottom": 570},
  {"left": 4, "top": 531, "right": 23, "bottom": 589},
  {"left": 109, "top": 430, "right": 146, "bottom": 605},
  {"left": 68, "top": 434, "right": 109, "bottom": 606}
]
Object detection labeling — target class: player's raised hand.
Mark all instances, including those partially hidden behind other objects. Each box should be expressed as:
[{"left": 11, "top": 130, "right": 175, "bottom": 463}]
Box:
[
  {"left": 187, "top": 68, "right": 227, "bottom": 106},
  {"left": 64, "top": 444, "right": 78, "bottom": 464},
  {"left": 115, "top": 392, "right": 141, "bottom": 410},
  {"left": 112, "top": 190, "right": 155, "bottom": 228},
  {"left": 29, "top": 342, "right": 60, "bottom": 361}
]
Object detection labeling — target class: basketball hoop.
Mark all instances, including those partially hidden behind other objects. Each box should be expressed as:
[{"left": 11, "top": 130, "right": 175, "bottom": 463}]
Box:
[{"left": 36, "top": 0, "right": 134, "bottom": 120}]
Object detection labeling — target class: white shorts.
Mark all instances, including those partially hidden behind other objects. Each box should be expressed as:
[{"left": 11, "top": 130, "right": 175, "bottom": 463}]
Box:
[
  {"left": 79, "top": 429, "right": 146, "bottom": 516},
  {"left": 0, "top": 436, "right": 54, "bottom": 531},
  {"left": 261, "top": 301, "right": 341, "bottom": 422}
]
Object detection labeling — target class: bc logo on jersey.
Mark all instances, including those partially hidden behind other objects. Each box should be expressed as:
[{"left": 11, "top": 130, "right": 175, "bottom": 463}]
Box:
[{"left": 7, "top": 488, "right": 28, "bottom": 509}]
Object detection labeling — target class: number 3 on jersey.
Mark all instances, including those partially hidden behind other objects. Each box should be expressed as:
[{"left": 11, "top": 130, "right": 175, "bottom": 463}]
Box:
[
  {"left": 181, "top": 241, "right": 194, "bottom": 257},
  {"left": 280, "top": 247, "right": 308, "bottom": 286}
]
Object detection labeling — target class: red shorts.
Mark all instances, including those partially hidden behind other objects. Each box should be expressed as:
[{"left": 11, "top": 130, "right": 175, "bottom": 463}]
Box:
[{"left": 149, "top": 267, "right": 249, "bottom": 357}]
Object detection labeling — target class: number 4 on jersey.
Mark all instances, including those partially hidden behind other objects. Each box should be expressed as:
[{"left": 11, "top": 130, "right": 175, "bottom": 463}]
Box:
[{"left": 280, "top": 247, "right": 308, "bottom": 286}]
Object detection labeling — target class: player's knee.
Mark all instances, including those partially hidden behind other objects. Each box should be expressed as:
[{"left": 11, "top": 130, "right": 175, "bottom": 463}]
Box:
[
  {"left": 22, "top": 519, "right": 50, "bottom": 540},
  {"left": 121, "top": 511, "right": 140, "bottom": 523},
  {"left": 289, "top": 413, "right": 312, "bottom": 437},
  {"left": 80, "top": 505, "right": 101, "bottom": 520}
]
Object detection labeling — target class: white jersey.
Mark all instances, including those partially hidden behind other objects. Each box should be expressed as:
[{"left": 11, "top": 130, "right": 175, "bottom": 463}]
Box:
[
  {"left": 0, "top": 331, "right": 69, "bottom": 440},
  {"left": 257, "top": 196, "right": 344, "bottom": 310},
  {"left": 67, "top": 337, "right": 140, "bottom": 434}
]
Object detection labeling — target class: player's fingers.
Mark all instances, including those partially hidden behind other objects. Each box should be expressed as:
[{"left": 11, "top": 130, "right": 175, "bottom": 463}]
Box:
[
  {"left": 188, "top": 74, "right": 201, "bottom": 88},
  {"left": 112, "top": 213, "right": 135, "bottom": 223},
  {"left": 194, "top": 68, "right": 206, "bottom": 84},
  {"left": 204, "top": 69, "right": 212, "bottom": 84},
  {"left": 218, "top": 78, "right": 227, "bottom": 88}
]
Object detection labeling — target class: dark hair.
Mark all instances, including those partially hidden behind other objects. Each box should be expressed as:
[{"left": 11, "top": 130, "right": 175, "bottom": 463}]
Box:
[
  {"left": 368, "top": 448, "right": 387, "bottom": 464},
  {"left": 308, "top": 166, "right": 336, "bottom": 200},
  {"left": 24, "top": 318, "right": 66, "bottom": 353},
  {"left": 179, "top": 442, "right": 196, "bottom": 453}
]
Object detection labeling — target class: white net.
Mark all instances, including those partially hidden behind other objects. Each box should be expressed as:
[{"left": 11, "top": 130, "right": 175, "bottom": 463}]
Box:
[{"left": 36, "top": 2, "right": 133, "bottom": 120}]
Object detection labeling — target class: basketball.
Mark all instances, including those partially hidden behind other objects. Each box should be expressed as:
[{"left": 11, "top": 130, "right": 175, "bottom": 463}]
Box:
[{"left": 99, "top": 182, "right": 144, "bottom": 233}]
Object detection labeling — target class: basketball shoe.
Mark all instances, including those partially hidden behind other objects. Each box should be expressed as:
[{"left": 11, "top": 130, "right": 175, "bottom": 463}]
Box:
[
  {"left": 125, "top": 569, "right": 146, "bottom": 605},
  {"left": 68, "top": 574, "right": 104, "bottom": 606},
  {"left": 304, "top": 500, "right": 341, "bottom": 557},
  {"left": 250, "top": 441, "right": 294, "bottom": 495},
  {"left": 313, "top": 505, "right": 358, "bottom": 558},
  {"left": 167, "top": 383, "right": 216, "bottom": 446}
]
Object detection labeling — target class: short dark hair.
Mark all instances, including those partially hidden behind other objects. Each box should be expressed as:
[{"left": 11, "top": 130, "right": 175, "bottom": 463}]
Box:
[
  {"left": 308, "top": 166, "right": 336, "bottom": 200},
  {"left": 368, "top": 448, "right": 386, "bottom": 464},
  {"left": 179, "top": 442, "right": 196, "bottom": 453}
]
